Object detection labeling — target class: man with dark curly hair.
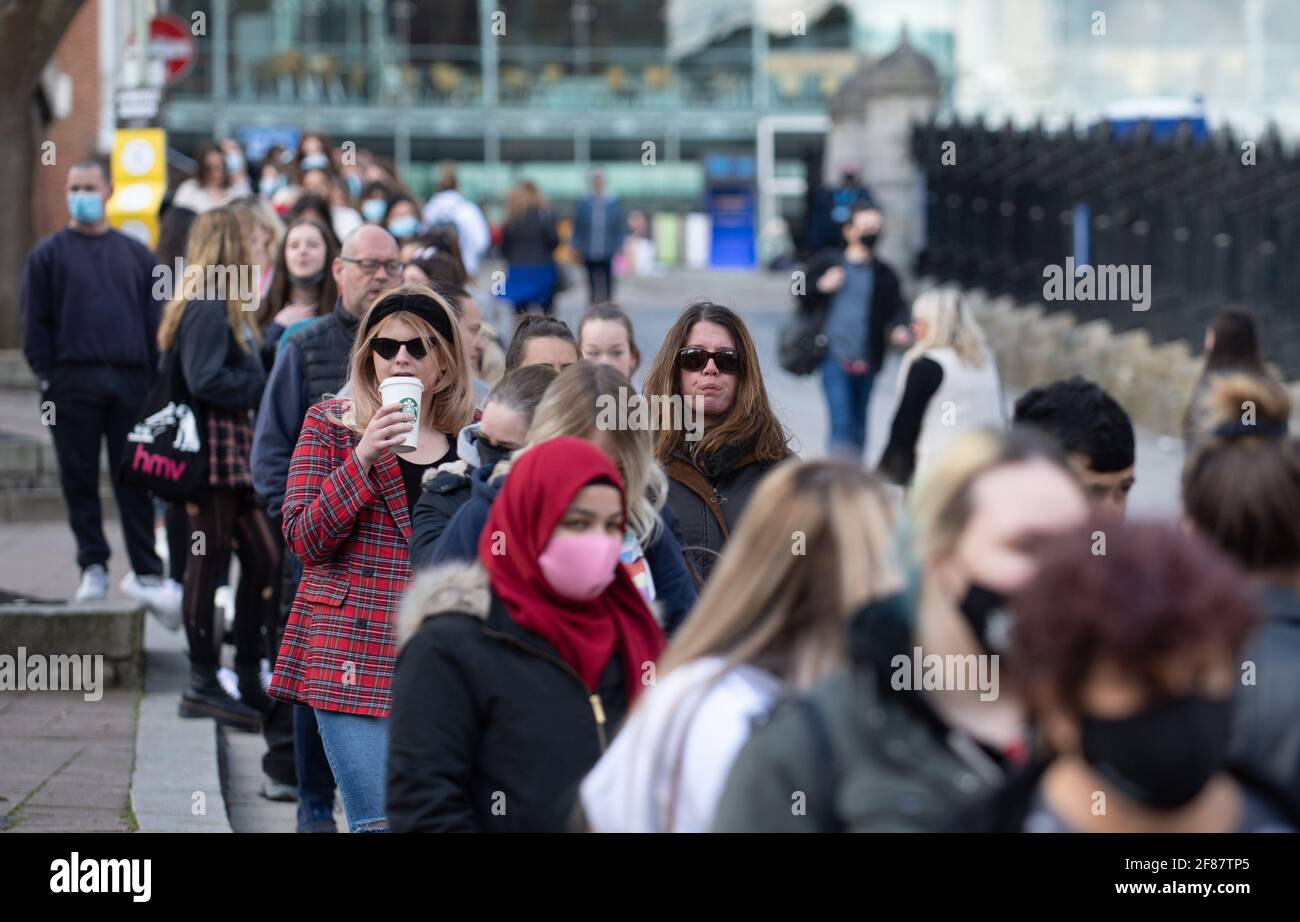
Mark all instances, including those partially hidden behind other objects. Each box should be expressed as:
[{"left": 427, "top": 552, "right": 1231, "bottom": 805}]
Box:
[{"left": 1013, "top": 376, "right": 1135, "bottom": 518}]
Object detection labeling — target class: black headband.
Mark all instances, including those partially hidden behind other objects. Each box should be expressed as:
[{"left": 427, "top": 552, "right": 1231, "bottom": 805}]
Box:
[
  {"left": 1213, "top": 419, "right": 1288, "bottom": 441},
  {"left": 362, "top": 291, "right": 455, "bottom": 344}
]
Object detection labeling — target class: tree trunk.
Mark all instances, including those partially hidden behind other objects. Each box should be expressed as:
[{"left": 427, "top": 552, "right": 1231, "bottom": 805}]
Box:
[{"left": 0, "top": 0, "right": 90, "bottom": 349}]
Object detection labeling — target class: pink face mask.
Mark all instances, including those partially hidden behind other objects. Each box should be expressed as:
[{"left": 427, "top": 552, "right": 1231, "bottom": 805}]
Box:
[{"left": 538, "top": 532, "right": 623, "bottom": 601}]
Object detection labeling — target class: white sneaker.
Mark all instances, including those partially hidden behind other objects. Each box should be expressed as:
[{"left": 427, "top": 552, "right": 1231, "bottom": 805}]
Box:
[
  {"left": 218, "top": 666, "right": 242, "bottom": 700},
  {"left": 75, "top": 564, "right": 109, "bottom": 602},
  {"left": 120, "top": 572, "right": 183, "bottom": 631}
]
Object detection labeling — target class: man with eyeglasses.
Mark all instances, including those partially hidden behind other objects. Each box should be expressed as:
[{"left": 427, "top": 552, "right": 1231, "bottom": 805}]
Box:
[{"left": 250, "top": 223, "right": 399, "bottom": 829}]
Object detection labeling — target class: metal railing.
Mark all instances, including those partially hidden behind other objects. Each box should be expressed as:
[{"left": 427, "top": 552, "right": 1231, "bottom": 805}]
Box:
[{"left": 913, "top": 118, "right": 1300, "bottom": 376}]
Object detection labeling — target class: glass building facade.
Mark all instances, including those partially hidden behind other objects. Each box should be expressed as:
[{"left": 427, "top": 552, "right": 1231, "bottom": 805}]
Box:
[{"left": 159, "top": 0, "right": 956, "bottom": 208}]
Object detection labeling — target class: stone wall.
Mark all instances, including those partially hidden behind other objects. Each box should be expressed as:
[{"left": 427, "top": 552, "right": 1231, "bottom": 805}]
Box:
[{"left": 950, "top": 286, "right": 1300, "bottom": 439}]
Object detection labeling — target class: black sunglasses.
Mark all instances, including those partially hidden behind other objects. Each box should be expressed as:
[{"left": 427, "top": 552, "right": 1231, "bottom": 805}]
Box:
[
  {"left": 678, "top": 346, "right": 741, "bottom": 374},
  {"left": 371, "top": 337, "right": 428, "bottom": 360}
]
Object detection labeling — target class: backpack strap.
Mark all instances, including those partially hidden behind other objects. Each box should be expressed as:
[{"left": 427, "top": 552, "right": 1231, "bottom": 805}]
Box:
[{"left": 792, "top": 695, "right": 845, "bottom": 833}]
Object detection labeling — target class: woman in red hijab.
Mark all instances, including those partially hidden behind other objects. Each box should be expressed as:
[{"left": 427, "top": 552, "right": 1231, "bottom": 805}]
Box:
[{"left": 387, "top": 437, "right": 665, "bottom": 832}]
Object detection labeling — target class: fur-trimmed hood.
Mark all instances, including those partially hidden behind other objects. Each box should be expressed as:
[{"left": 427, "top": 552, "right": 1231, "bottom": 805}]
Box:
[
  {"left": 421, "top": 457, "right": 472, "bottom": 486},
  {"left": 398, "top": 561, "right": 491, "bottom": 648}
]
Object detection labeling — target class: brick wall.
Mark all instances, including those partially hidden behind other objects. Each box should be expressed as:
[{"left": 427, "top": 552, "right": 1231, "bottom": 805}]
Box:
[{"left": 32, "top": 0, "right": 102, "bottom": 242}]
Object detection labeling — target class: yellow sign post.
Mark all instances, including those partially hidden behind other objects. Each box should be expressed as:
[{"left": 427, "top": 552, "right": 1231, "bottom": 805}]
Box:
[{"left": 107, "top": 126, "right": 167, "bottom": 248}]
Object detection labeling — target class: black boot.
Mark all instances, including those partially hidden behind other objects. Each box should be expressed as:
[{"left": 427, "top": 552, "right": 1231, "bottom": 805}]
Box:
[
  {"left": 179, "top": 663, "right": 262, "bottom": 731},
  {"left": 236, "top": 662, "right": 274, "bottom": 715}
]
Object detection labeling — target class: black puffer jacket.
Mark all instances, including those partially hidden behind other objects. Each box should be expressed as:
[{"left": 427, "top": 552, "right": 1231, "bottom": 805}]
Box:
[
  {"left": 387, "top": 562, "right": 629, "bottom": 833},
  {"left": 1231, "top": 582, "right": 1300, "bottom": 802},
  {"left": 407, "top": 458, "right": 483, "bottom": 570},
  {"left": 664, "top": 441, "right": 785, "bottom": 582}
]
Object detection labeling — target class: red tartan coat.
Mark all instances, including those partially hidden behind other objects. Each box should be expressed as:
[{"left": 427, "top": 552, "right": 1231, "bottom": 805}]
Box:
[{"left": 269, "top": 399, "right": 415, "bottom": 718}]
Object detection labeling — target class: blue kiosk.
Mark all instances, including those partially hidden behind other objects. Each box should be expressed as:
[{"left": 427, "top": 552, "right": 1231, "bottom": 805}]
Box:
[{"left": 704, "top": 151, "right": 757, "bottom": 269}]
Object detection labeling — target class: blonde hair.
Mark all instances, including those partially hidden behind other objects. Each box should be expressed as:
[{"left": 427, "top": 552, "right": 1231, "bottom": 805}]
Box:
[
  {"left": 500, "top": 362, "right": 666, "bottom": 546},
  {"left": 157, "top": 207, "right": 261, "bottom": 352},
  {"left": 334, "top": 285, "right": 475, "bottom": 437},
  {"left": 231, "top": 195, "right": 285, "bottom": 262},
  {"left": 643, "top": 460, "right": 901, "bottom": 831},
  {"left": 505, "top": 180, "right": 544, "bottom": 224},
  {"left": 908, "top": 427, "right": 1066, "bottom": 565},
  {"left": 902, "top": 287, "right": 990, "bottom": 371}
]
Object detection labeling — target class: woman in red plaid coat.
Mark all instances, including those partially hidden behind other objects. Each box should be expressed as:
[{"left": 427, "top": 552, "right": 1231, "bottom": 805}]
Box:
[{"left": 270, "top": 287, "right": 474, "bottom": 832}]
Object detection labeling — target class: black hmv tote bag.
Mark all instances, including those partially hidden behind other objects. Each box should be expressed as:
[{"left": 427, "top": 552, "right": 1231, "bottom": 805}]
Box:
[{"left": 117, "top": 349, "right": 208, "bottom": 502}]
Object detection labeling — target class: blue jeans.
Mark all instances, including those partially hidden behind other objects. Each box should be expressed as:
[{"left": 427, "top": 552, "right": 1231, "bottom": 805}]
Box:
[
  {"left": 293, "top": 705, "right": 338, "bottom": 831},
  {"left": 313, "top": 708, "right": 390, "bottom": 832},
  {"left": 821, "top": 354, "right": 875, "bottom": 458}
]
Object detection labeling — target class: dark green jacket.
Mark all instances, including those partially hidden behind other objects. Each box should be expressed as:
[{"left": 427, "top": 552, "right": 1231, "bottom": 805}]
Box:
[{"left": 712, "top": 597, "right": 1008, "bottom": 832}]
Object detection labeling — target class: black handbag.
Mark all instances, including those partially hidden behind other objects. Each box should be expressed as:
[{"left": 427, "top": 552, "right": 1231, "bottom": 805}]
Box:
[
  {"left": 777, "top": 304, "right": 828, "bottom": 376},
  {"left": 117, "top": 348, "right": 208, "bottom": 502}
]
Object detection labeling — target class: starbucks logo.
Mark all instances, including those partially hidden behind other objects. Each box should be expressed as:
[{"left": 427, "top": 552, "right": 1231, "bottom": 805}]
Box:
[{"left": 400, "top": 397, "right": 419, "bottom": 420}]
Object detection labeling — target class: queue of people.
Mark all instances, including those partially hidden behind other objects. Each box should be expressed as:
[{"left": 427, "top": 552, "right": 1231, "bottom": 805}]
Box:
[{"left": 20, "top": 139, "right": 1300, "bottom": 836}]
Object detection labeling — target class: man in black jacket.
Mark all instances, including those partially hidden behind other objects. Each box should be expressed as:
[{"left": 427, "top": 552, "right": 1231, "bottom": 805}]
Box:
[
  {"left": 802, "top": 204, "right": 909, "bottom": 459},
  {"left": 21, "top": 160, "right": 168, "bottom": 606},
  {"left": 249, "top": 223, "right": 398, "bottom": 827}
]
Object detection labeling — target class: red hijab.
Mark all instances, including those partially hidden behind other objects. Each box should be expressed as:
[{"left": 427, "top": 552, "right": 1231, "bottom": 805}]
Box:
[{"left": 479, "top": 437, "right": 665, "bottom": 701}]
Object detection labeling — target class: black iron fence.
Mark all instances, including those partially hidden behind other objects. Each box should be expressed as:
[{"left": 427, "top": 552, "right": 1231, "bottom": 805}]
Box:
[{"left": 912, "top": 118, "right": 1300, "bottom": 377}]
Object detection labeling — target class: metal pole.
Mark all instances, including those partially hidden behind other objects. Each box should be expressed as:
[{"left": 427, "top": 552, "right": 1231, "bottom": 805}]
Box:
[
  {"left": 395, "top": 1, "right": 411, "bottom": 177},
  {"left": 479, "top": 0, "right": 500, "bottom": 173},
  {"left": 751, "top": 0, "right": 768, "bottom": 111},
  {"left": 213, "top": 0, "right": 230, "bottom": 137},
  {"left": 574, "top": 125, "right": 590, "bottom": 166}
]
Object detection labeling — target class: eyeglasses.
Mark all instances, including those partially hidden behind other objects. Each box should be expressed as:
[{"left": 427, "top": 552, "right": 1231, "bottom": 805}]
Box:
[
  {"left": 371, "top": 337, "right": 428, "bottom": 360},
  {"left": 678, "top": 347, "right": 741, "bottom": 374},
  {"left": 341, "top": 256, "right": 404, "bottom": 277}
]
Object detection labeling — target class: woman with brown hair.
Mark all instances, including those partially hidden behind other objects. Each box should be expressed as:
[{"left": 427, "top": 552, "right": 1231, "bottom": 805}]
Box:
[
  {"left": 501, "top": 179, "right": 561, "bottom": 315},
  {"left": 1182, "top": 372, "right": 1300, "bottom": 803},
  {"left": 579, "top": 302, "right": 640, "bottom": 381},
  {"left": 579, "top": 459, "right": 901, "bottom": 831},
  {"left": 173, "top": 141, "right": 248, "bottom": 213},
  {"left": 1182, "top": 305, "right": 1272, "bottom": 452},
  {"left": 643, "top": 300, "right": 792, "bottom": 580},
  {"left": 254, "top": 217, "right": 339, "bottom": 368},
  {"left": 156, "top": 207, "right": 276, "bottom": 731},
  {"left": 269, "top": 286, "right": 474, "bottom": 832}
]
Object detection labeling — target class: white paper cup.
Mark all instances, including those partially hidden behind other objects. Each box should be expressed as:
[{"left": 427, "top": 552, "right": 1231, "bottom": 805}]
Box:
[{"left": 378, "top": 375, "right": 424, "bottom": 454}]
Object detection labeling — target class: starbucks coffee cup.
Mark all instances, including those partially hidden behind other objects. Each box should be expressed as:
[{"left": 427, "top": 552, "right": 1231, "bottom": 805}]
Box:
[{"left": 378, "top": 375, "right": 424, "bottom": 453}]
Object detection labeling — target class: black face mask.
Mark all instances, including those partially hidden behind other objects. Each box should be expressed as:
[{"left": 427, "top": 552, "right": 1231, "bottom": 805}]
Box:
[
  {"left": 957, "top": 583, "right": 1013, "bottom": 654},
  {"left": 858, "top": 232, "right": 880, "bottom": 249},
  {"left": 1080, "top": 694, "right": 1234, "bottom": 810},
  {"left": 288, "top": 268, "right": 327, "bottom": 288},
  {"left": 476, "top": 437, "right": 512, "bottom": 469}
]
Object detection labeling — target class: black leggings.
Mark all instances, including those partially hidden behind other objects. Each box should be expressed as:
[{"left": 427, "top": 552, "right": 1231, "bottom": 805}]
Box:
[{"left": 184, "top": 489, "right": 281, "bottom": 667}]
